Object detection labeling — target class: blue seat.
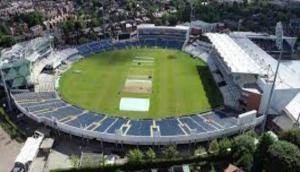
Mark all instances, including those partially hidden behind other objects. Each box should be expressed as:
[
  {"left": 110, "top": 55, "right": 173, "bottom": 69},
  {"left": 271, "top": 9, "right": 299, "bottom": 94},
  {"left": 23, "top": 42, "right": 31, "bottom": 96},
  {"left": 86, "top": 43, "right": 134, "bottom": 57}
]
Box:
[
  {"left": 27, "top": 101, "right": 66, "bottom": 112},
  {"left": 179, "top": 117, "right": 206, "bottom": 132},
  {"left": 191, "top": 115, "right": 216, "bottom": 131},
  {"left": 203, "top": 112, "right": 237, "bottom": 128},
  {"left": 66, "top": 112, "right": 104, "bottom": 128},
  {"left": 126, "top": 120, "right": 152, "bottom": 136},
  {"left": 93, "top": 117, "right": 116, "bottom": 132},
  {"left": 88, "top": 42, "right": 102, "bottom": 53},
  {"left": 106, "top": 118, "right": 128, "bottom": 134},
  {"left": 77, "top": 45, "right": 92, "bottom": 56},
  {"left": 157, "top": 119, "right": 185, "bottom": 136},
  {"left": 40, "top": 106, "right": 83, "bottom": 120}
]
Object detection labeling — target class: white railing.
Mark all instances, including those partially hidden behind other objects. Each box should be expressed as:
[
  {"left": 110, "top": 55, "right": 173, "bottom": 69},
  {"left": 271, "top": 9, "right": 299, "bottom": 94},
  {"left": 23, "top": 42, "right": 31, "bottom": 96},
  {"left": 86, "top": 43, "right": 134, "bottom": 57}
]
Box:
[{"left": 13, "top": 98, "right": 264, "bottom": 145}]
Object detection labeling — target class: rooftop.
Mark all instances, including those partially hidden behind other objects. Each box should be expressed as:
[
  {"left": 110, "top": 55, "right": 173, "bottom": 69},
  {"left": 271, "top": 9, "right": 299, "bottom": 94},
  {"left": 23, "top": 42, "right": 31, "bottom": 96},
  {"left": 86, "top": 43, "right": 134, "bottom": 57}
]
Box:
[
  {"left": 284, "top": 92, "right": 300, "bottom": 122},
  {"left": 1, "top": 36, "right": 51, "bottom": 67},
  {"left": 206, "top": 32, "right": 300, "bottom": 89},
  {"left": 137, "top": 24, "right": 189, "bottom": 31},
  {"left": 205, "top": 33, "right": 265, "bottom": 75}
]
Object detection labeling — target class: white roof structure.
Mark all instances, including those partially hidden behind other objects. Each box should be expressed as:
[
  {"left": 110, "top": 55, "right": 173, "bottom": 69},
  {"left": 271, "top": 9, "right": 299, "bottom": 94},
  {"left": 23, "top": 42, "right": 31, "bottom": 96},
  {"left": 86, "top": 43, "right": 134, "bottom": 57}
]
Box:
[
  {"left": 1, "top": 43, "right": 26, "bottom": 66},
  {"left": 285, "top": 92, "right": 300, "bottom": 122},
  {"left": 230, "top": 33, "right": 300, "bottom": 89},
  {"left": 1, "top": 36, "right": 52, "bottom": 66},
  {"left": 205, "top": 33, "right": 266, "bottom": 75},
  {"left": 206, "top": 32, "right": 300, "bottom": 89},
  {"left": 282, "top": 60, "right": 300, "bottom": 76},
  {"left": 137, "top": 24, "right": 189, "bottom": 31}
]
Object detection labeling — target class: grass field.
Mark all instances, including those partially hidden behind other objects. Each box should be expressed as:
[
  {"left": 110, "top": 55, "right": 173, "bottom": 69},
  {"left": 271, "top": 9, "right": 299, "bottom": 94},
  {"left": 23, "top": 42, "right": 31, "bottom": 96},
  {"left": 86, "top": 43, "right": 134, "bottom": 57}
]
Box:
[{"left": 59, "top": 48, "right": 222, "bottom": 119}]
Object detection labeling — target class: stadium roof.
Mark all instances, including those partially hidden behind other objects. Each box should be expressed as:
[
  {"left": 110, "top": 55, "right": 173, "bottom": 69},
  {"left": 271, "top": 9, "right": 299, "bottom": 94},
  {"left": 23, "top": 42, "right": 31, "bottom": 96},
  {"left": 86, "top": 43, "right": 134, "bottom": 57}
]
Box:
[
  {"left": 206, "top": 32, "right": 300, "bottom": 89},
  {"left": 0, "top": 43, "right": 26, "bottom": 67},
  {"left": 137, "top": 24, "right": 189, "bottom": 31},
  {"left": 1, "top": 36, "right": 51, "bottom": 67},
  {"left": 285, "top": 92, "right": 300, "bottom": 122},
  {"left": 205, "top": 33, "right": 266, "bottom": 75}
]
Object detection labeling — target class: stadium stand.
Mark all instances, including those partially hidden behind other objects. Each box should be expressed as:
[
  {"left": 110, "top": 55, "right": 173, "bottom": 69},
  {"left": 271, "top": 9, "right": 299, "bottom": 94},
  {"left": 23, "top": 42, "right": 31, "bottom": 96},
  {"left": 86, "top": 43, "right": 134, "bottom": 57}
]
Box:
[
  {"left": 11, "top": 89, "right": 263, "bottom": 145},
  {"left": 156, "top": 119, "right": 185, "bottom": 136},
  {"left": 8, "top": 27, "right": 267, "bottom": 145}
]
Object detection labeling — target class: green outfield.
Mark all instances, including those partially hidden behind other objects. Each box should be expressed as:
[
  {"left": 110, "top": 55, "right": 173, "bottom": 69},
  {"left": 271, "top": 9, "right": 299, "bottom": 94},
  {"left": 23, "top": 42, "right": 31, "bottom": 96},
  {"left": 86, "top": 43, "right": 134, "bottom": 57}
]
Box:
[{"left": 58, "top": 48, "right": 222, "bottom": 119}]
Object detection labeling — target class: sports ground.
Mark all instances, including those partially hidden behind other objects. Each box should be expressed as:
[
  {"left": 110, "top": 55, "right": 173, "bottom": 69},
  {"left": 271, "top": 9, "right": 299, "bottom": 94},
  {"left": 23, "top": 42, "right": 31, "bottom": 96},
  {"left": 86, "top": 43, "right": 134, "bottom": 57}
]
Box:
[{"left": 58, "top": 48, "right": 222, "bottom": 119}]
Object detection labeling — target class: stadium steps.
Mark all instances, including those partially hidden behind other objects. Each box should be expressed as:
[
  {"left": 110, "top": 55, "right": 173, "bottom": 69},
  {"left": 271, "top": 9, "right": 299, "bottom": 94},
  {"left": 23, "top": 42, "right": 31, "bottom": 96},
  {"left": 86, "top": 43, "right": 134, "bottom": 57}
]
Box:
[{"left": 177, "top": 119, "right": 189, "bottom": 135}]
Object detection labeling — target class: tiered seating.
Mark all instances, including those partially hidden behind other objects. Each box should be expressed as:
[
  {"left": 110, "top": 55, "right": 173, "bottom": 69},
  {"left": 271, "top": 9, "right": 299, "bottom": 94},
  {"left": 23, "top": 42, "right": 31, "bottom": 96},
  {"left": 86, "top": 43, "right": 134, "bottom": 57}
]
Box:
[
  {"left": 157, "top": 119, "right": 185, "bottom": 136},
  {"left": 66, "top": 112, "right": 104, "bottom": 128},
  {"left": 126, "top": 120, "right": 152, "bottom": 136},
  {"left": 14, "top": 92, "right": 56, "bottom": 102},
  {"left": 137, "top": 26, "right": 188, "bottom": 50},
  {"left": 39, "top": 106, "right": 83, "bottom": 120},
  {"left": 88, "top": 42, "right": 103, "bottom": 53},
  {"left": 139, "top": 36, "right": 185, "bottom": 50},
  {"left": 156, "top": 39, "right": 168, "bottom": 48},
  {"left": 19, "top": 99, "right": 60, "bottom": 107},
  {"left": 13, "top": 90, "right": 243, "bottom": 142},
  {"left": 77, "top": 39, "right": 142, "bottom": 55},
  {"left": 168, "top": 41, "right": 183, "bottom": 49},
  {"left": 77, "top": 45, "right": 92, "bottom": 56},
  {"left": 179, "top": 117, "right": 206, "bottom": 133},
  {"left": 204, "top": 112, "right": 237, "bottom": 128},
  {"left": 26, "top": 100, "right": 66, "bottom": 112},
  {"left": 190, "top": 115, "right": 216, "bottom": 131},
  {"left": 93, "top": 117, "right": 116, "bottom": 132},
  {"left": 106, "top": 118, "right": 128, "bottom": 134}
]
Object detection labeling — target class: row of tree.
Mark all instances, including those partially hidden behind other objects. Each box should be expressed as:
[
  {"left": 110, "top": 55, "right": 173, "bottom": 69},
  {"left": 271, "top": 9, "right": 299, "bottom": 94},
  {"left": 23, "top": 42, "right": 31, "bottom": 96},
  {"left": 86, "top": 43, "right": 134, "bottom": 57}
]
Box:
[
  {"left": 124, "top": 129, "right": 300, "bottom": 172},
  {"left": 127, "top": 145, "right": 179, "bottom": 164},
  {"left": 204, "top": 130, "right": 300, "bottom": 172},
  {"left": 163, "top": 0, "right": 300, "bottom": 33},
  {"left": 57, "top": 129, "right": 300, "bottom": 172}
]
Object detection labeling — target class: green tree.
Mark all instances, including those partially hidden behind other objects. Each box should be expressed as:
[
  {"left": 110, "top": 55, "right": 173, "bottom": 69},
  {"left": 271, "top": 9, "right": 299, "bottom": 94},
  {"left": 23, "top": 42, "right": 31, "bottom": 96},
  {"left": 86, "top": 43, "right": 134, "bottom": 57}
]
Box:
[
  {"left": 91, "top": 18, "right": 100, "bottom": 27},
  {"left": 69, "top": 154, "right": 80, "bottom": 167},
  {"left": 167, "top": 14, "right": 178, "bottom": 26},
  {"left": 145, "top": 148, "right": 156, "bottom": 161},
  {"left": 0, "top": 35, "right": 16, "bottom": 47},
  {"left": 61, "top": 19, "right": 75, "bottom": 34},
  {"left": 279, "top": 129, "right": 300, "bottom": 148},
  {"left": 162, "top": 145, "right": 179, "bottom": 159},
  {"left": 265, "top": 141, "right": 300, "bottom": 172},
  {"left": 208, "top": 139, "right": 219, "bottom": 154},
  {"left": 218, "top": 138, "right": 232, "bottom": 155},
  {"left": 252, "top": 133, "right": 276, "bottom": 172},
  {"left": 78, "top": 37, "right": 89, "bottom": 44},
  {"left": 194, "top": 145, "right": 207, "bottom": 157},
  {"left": 127, "top": 149, "right": 144, "bottom": 163},
  {"left": 18, "top": 12, "right": 44, "bottom": 27},
  {"left": 0, "top": 23, "right": 10, "bottom": 35},
  {"left": 161, "top": 13, "right": 168, "bottom": 25},
  {"left": 232, "top": 135, "right": 256, "bottom": 171}
]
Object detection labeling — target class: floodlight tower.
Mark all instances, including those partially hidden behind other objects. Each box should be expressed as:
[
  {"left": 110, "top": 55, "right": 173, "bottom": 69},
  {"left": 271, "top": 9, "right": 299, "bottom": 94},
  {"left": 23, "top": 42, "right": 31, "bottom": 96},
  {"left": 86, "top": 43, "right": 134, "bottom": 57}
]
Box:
[
  {"left": 261, "top": 22, "right": 284, "bottom": 132},
  {"left": 189, "top": 0, "right": 195, "bottom": 22},
  {"left": 0, "top": 55, "right": 12, "bottom": 112}
]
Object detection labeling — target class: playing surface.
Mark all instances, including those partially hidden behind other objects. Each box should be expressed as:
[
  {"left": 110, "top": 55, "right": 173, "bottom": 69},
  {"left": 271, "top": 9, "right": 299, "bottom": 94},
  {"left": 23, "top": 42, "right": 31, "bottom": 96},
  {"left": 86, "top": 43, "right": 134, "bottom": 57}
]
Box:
[{"left": 59, "top": 48, "right": 222, "bottom": 119}]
